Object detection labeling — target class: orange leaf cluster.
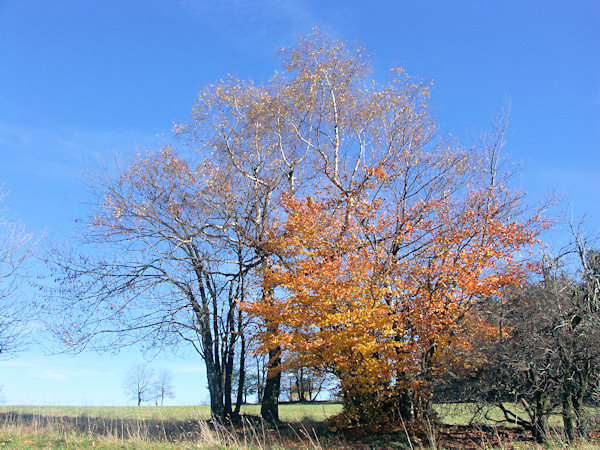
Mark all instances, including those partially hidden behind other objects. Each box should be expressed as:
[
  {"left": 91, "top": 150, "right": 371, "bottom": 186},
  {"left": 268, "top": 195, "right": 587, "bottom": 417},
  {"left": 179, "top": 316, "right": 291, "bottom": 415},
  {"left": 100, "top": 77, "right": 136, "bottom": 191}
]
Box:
[{"left": 244, "top": 169, "right": 540, "bottom": 408}]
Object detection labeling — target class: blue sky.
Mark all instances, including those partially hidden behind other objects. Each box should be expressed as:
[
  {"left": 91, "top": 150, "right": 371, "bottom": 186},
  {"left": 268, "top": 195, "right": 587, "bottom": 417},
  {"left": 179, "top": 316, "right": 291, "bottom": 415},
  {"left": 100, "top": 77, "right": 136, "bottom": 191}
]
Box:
[{"left": 0, "top": 1, "right": 598, "bottom": 405}]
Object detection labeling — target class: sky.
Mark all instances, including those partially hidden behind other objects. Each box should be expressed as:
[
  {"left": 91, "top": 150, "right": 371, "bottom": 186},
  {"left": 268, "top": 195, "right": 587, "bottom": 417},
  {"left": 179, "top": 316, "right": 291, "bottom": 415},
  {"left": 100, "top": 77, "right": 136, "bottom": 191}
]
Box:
[{"left": 0, "top": 0, "right": 598, "bottom": 406}]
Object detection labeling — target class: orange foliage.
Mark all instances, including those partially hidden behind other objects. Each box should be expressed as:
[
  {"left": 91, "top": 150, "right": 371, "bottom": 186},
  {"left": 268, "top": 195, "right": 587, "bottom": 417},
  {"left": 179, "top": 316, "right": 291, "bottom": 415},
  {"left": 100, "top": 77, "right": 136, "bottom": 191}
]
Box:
[
  {"left": 244, "top": 159, "right": 542, "bottom": 428},
  {"left": 201, "top": 29, "right": 547, "bottom": 429}
]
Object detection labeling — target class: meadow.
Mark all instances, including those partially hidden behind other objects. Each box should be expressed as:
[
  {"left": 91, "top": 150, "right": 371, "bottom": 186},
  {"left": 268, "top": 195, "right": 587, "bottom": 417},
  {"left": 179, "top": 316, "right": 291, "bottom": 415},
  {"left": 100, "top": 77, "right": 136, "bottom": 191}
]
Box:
[
  {"left": 0, "top": 403, "right": 341, "bottom": 422},
  {"left": 1, "top": 403, "right": 598, "bottom": 448}
]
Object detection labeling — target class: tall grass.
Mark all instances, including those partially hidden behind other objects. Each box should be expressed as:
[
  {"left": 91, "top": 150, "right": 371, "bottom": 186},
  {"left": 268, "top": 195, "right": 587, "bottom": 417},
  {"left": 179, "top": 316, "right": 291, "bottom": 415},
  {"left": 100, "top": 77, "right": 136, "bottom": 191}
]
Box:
[{"left": 0, "top": 409, "right": 332, "bottom": 449}]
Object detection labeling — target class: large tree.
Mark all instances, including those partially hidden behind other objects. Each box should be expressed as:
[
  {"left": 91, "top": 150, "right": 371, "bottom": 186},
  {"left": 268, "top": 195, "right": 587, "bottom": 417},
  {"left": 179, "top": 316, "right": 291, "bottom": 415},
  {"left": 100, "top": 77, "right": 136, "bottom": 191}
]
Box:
[
  {"left": 182, "top": 29, "right": 440, "bottom": 421},
  {"left": 230, "top": 35, "right": 544, "bottom": 430},
  {"left": 48, "top": 149, "right": 258, "bottom": 419},
  {"left": 49, "top": 30, "right": 544, "bottom": 426}
]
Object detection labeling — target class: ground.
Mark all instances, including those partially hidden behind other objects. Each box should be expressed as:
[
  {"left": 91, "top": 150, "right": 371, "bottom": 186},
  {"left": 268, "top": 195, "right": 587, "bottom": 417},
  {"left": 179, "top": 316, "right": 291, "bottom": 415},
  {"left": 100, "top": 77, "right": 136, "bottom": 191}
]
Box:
[{"left": 0, "top": 403, "right": 598, "bottom": 448}]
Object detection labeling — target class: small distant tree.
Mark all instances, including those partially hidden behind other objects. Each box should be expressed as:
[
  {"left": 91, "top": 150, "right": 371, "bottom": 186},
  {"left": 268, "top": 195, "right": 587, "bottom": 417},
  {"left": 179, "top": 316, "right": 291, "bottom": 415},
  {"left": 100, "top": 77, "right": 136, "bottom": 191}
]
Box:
[
  {"left": 153, "top": 369, "right": 175, "bottom": 406},
  {"left": 123, "top": 364, "right": 155, "bottom": 406}
]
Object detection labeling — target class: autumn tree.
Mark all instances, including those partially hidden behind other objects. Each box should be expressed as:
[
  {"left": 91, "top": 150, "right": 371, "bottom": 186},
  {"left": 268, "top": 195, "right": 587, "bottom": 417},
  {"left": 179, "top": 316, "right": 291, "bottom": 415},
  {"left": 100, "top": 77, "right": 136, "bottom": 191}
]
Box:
[
  {"left": 49, "top": 29, "right": 544, "bottom": 428},
  {"left": 224, "top": 34, "right": 544, "bottom": 429},
  {"left": 0, "top": 189, "right": 34, "bottom": 357},
  {"left": 181, "top": 29, "right": 441, "bottom": 422}
]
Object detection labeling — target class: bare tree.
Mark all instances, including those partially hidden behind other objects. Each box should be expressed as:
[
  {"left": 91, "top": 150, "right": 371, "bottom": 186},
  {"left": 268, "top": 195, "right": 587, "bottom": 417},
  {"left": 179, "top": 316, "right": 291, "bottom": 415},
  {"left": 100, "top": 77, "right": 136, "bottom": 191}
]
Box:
[
  {"left": 153, "top": 368, "right": 175, "bottom": 406},
  {"left": 47, "top": 149, "right": 259, "bottom": 420},
  {"left": 555, "top": 222, "right": 600, "bottom": 442},
  {"left": 447, "top": 222, "right": 600, "bottom": 444},
  {"left": 123, "top": 363, "right": 155, "bottom": 406},
  {"left": 0, "top": 189, "right": 34, "bottom": 357}
]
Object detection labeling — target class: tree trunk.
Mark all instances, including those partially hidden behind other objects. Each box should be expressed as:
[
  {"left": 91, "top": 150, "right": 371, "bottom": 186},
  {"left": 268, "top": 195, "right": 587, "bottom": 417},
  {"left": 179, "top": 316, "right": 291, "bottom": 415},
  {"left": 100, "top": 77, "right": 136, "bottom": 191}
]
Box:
[
  {"left": 224, "top": 341, "right": 234, "bottom": 417},
  {"left": 573, "top": 393, "right": 586, "bottom": 438},
  {"left": 295, "top": 370, "right": 303, "bottom": 402},
  {"left": 234, "top": 323, "right": 246, "bottom": 416},
  {"left": 563, "top": 387, "right": 576, "bottom": 443},
  {"left": 533, "top": 391, "right": 550, "bottom": 444},
  {"left": 207, "top": 364, "right": 225, "bottom": 419},
  {"left": 257, "top": 360, "right": 264, "bottom": 403},
  {"left": 259, "top": 272, "right": 280, "bottom": 422},
  {"left": 189, "top": 270, "right": 226, "bottom": 420},
  {"left": 224, "top": 284, "right": 239, "bottom": 418},
  {"left": 398, "top": 387, "right": 414, "bottom": 422},
  {"left": 574, "top": 365, "right": 591, "bottom": 438},
  {"left": 261, "top": 344, "right": 281, "bottom": 423}
]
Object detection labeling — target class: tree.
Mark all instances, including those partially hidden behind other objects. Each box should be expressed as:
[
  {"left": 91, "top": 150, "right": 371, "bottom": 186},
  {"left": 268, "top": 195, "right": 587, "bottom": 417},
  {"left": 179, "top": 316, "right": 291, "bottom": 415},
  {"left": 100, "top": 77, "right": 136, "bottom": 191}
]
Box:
[
  {"left": 281, "top": 367, "right": 331, "bottom": 402},
  {"left": 473, "top": 283, "right": 561, "bottom": 444},
  {"left": 558, "top": 225, "right": 600, "bottom": 442},
  {"left": 47, "top": 149, "right": 258, "bottom": 419},
  {"left": 232, "top": 34, "right": 544, "bottom": 430},
  {"left": 0, "top": 189, "right": 34, "bottom": 357},
  {"left": 241, "top": 350, "right": 267, "bottom": 404},
  {"left": 48, "top": 29, "right": 544, "bottom": 427},
  {"left": 123, "top": 364, "right": 155, "bottom": 406},
  {"left": 447, "top": 222, "right": 600, "bottom": 444},
  {"left": 153, "top": 368, "right": 175, "bottom": 406},
  {"left": 183, "top": 28, "right": 441, "bottom": 422}
]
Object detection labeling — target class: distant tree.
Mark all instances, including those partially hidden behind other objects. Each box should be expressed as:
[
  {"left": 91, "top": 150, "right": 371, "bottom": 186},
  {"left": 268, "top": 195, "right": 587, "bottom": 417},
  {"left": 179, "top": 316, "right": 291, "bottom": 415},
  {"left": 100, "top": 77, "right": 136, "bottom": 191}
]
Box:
[
  {"left": 0, "top": 189, "right": 34, "bottom": 357},
  {"left": 281, "top": 367, "right": 330, "bottom": 403},
  {"left": 230, "top": 342, "right": 267, "bottom": 405},
  {"left": 152, "top": 369, "right": 175, "bottom": 406},
  {"left": 246, "top": 351, "right": 267, "bottom": 404},
  {"left": 123, "top": 364, "right": 155, "bottom": 406}
]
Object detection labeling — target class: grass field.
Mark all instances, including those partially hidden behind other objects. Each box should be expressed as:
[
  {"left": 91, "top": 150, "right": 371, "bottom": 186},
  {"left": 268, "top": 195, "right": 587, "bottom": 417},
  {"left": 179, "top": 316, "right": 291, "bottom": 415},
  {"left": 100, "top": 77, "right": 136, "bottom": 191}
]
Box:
[
  {"left": 0, "top": 403, "right": 342, "bottom": 422},
  {"left": 0, "top": 403, "right": 598, "bottom": 448},
  {"left": 0, "top": 403, "right": 344, "bottom": 449}
]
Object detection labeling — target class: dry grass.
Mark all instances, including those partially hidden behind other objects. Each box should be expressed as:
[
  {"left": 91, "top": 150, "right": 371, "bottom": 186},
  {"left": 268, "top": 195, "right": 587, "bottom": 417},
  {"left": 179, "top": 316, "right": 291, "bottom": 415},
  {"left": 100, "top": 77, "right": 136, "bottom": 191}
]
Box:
[
  {"left": 0, "top": 409, "right": 335, "bottom": 449},
  {"left": 0, "top": 403, "right": 598, "bottom": 448}
]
